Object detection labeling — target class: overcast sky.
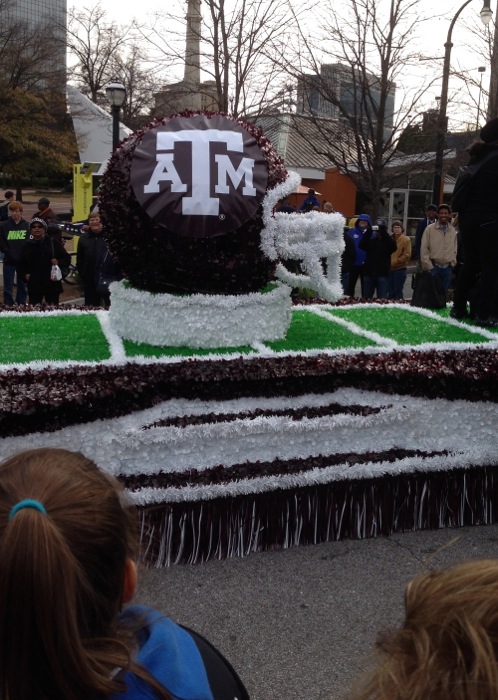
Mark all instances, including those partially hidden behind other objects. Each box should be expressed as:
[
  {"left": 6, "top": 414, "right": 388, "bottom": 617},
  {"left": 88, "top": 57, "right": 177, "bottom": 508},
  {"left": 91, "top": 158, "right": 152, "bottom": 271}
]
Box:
[{"left": 71, "top": 0, "right": 494, "bottom": 128}]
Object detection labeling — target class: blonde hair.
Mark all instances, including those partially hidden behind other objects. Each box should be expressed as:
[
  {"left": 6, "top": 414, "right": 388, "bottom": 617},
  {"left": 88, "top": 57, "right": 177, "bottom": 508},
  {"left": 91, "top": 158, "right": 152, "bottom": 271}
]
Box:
[
  {"left": 0, "top": 448, "right": 171, "bottom": 700},
  {"left": 349, "top": 560, "right": 498, "bottom": 700}
]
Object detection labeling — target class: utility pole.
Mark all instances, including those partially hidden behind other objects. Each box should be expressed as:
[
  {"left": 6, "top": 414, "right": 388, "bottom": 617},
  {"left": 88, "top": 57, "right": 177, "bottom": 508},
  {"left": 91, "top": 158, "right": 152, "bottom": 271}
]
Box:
[{"left": 487, "top": 0, "right": 498, "bottom": 119}]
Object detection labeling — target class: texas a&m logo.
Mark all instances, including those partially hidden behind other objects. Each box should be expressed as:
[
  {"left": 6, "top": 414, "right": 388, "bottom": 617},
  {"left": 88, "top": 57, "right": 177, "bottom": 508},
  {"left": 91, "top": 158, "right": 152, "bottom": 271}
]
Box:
[{"left": 130, "top": 114, "right": 268, "bottom": 238}]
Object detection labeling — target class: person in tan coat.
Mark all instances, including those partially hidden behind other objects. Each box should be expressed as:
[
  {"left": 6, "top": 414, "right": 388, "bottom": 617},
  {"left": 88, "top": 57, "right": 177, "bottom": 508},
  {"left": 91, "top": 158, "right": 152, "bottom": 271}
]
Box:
[
  {"left": 388, "top": 220, "right": 412, "bottom": 299},
  {"left": 420, "top": 204, "right": 457, "bottom": 294}
]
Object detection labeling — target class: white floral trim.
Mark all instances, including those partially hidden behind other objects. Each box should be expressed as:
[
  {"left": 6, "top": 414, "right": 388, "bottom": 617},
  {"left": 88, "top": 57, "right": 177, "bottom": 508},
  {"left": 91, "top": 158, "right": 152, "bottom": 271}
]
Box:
[
  {"left": 108, "top": 280, "right": 292, "bottom": 348},
  {"left": 0, "top": 388, "right": 495, "bottom": 505},
  {"left": 261, "top": 170, "right": 345, "bottom": 301}
]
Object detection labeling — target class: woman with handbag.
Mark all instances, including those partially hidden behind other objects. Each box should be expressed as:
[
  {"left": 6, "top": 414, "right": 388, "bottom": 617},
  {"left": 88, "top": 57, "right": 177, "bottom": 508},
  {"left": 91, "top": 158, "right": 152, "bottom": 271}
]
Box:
[{"left": 18, "top": 218, "right": 70, "bottom": 306}]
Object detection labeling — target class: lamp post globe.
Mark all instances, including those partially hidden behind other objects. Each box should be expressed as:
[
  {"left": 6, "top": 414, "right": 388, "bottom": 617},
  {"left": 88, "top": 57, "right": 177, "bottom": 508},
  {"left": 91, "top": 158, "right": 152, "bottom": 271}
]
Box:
[{"left": 106, "top": 79, "right": 126, "bottom": 152}]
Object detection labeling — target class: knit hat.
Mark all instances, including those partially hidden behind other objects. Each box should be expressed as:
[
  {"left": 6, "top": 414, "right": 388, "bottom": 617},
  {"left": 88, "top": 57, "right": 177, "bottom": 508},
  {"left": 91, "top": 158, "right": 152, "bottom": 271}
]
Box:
[
  {"left": 29, "top": 217, "right": 47, "bottom": 230},
  {"left": 426, "top": 203, "right": 438, "bottom": 212},
  {"left": 480, "top": 117, "right": 498, "bottom": 144}
]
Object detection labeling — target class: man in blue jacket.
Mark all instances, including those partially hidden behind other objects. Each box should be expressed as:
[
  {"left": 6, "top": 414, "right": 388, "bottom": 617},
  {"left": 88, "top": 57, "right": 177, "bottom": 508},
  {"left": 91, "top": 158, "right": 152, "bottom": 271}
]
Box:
[{"left": 346, "top": 214, "right": 371, "bottom": 296}]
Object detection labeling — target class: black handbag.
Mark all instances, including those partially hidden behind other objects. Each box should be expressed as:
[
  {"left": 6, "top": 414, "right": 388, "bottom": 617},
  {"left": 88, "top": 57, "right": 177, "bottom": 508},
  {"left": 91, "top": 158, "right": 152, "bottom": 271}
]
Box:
[
  {"left": 96, "top": 251, "right": 117, "bottom": 296},
  {"left": 96, "top": 273, "right": 115, "bottom": 296},
  {"left": 410, "top": 271, "right": 446, "bottom": 310}
]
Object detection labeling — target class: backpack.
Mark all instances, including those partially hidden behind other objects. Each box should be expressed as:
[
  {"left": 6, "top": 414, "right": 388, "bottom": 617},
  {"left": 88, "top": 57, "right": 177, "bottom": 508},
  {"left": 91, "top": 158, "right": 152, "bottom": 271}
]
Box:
[
  {"left": 0, "top": 203, "right": 9, "bottom": 222},
  {"left": 410, "top": 271, "right": 446, "bottom": 310}
]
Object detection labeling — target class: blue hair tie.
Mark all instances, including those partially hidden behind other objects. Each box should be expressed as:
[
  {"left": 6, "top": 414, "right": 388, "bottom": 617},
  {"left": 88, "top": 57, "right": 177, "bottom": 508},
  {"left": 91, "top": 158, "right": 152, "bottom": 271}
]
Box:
[{"left": 9, "top": 499, "right": 47, "bottom": 521}]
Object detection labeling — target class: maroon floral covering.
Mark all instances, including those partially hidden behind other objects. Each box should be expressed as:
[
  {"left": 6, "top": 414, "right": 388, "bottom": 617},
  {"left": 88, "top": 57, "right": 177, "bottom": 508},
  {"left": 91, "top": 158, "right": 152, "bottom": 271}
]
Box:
[{"left": 99, "top": 111, "right": 288, "bottom": 295}]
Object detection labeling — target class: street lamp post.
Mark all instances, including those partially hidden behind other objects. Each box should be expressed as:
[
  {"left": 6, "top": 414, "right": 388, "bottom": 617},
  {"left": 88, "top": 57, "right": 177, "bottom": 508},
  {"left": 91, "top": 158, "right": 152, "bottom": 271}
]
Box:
[
  {"left": 476, "top": 66, "right": 486, "bottom": 130},
  {"left": 432, "top": 0, "right": 493, "bottom": 205},
  {"left": 105, "top": 79, "right": 126, "bottom": 152}
]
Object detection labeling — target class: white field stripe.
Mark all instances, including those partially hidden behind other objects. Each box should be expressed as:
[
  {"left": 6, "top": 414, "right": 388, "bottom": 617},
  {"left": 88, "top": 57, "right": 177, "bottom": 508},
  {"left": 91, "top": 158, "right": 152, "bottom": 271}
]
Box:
[
  {"left": 96, "top": 310, "right": 127, "bottom": 362},
  {"left": 305, "top": 306, "right": 397, "bottom": 347},
  {"left": 251, "top": 341, "right": 270, "bottom": 353}
]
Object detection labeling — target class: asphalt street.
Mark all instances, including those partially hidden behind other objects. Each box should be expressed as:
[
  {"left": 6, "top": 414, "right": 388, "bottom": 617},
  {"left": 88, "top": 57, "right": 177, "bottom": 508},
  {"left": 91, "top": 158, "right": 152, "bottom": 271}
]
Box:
[{"left": 137, "top": 523, "right": 498, "bottom": 700}]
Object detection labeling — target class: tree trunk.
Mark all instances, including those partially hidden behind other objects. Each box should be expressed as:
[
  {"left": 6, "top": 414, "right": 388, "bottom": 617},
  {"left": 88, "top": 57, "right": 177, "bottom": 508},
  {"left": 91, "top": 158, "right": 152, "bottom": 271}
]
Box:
[{"left": 15, "top": 179, "right": 23, "bottom": 203}]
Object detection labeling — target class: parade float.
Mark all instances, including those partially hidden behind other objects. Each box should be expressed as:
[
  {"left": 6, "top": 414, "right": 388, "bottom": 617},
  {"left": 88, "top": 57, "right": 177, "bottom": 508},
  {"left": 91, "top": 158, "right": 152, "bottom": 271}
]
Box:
[{"left": 0, "top": 112, "right": 497, "bottom": 565}]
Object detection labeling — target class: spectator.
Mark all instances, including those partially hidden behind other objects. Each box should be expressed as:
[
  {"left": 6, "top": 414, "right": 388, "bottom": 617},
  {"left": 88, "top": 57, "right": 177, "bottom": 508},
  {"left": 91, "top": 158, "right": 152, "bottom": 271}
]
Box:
[
  {"left": 347, "top": 214, "right": 371, "bottom": 297},
  {"left": 95, "top": 245, "right": 123, "bottom": 309},
  {"left": 323, "top": 201, "right": 336, "bottom": 213},
  {"left": 0, "top": 201, "right": 29, "bottom": 305},
  {"left": 0, "top": 191, "right": 15, "bottom": 222},
  {"left": 37, "top": 197, "right": 59, "bottom": 225},
  {"left": 276, "top": 197, "right": 296, "bottom": 213},
  {"left": 299, "top": 188, "right": 321, "bottom": 211},
  {"left": 349, "top": 560, "right": 498, "bottom": 700},
  {"left": 388, "top": 220, "right": 412, "bottom": 300},
  {"left": 359, "top": 218, "right": 396, "bottom": 299},
  {"left": 18, "top": 218, "right": 70, "bottom": 305},
  {"left": 420, "top": 204, "right": 457, "bottom": 296},
  {"left": 414, "top": 203, "right": 438, "bottom": 261},
  {"left": 0, "top": 446, "right": 250, "bottom": 699},
  {"left": 341, "top": 228, "right": 356, "bottom": 296},
  {"left": 451, "top": 117, "right": 498, "bottom": 326},
  {"left": 77, "top": 212, "right": 110, "bottom": 306}
]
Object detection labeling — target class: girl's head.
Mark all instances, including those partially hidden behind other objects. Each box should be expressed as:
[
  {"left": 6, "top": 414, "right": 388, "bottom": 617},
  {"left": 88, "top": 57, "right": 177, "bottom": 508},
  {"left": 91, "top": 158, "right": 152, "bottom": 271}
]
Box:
[
  {"left": 0, "top": 448, "right": 138, "bottom": 700},
  {"left": 350, "top": 560, "right": 498, "bottom": 700}
]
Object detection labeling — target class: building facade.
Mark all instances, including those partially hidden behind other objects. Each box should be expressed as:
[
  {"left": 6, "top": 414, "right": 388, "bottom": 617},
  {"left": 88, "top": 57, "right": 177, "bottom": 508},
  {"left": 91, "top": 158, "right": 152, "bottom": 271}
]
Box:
[
  {"left": 296, "top": 63, "right": 395, "bottom": 144},
  {"left": 6, "top": 0, "right": 67, "bottom": 89}
]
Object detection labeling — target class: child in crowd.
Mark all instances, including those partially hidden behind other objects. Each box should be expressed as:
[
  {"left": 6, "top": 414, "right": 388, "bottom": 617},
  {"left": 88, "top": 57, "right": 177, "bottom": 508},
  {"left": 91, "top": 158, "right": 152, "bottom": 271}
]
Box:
[
  {"left": 0, "top": 447, "right": 249, "bottom": 699},
  {"left": 349, "top": 559, "right": 498, "bottom": 700}
]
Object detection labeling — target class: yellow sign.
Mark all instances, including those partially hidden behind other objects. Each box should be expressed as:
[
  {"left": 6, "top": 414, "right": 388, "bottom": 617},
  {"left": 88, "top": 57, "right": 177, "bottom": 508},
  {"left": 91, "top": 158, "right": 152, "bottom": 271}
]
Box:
[{"left": 72, "top": 163, "right": 98, "bottom": 222}]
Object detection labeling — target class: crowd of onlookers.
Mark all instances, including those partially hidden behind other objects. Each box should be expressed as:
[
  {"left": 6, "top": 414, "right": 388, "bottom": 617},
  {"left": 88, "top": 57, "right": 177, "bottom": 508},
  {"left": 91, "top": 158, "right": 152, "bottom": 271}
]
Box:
[
  {"left": 278, "top": 141, "right": 498, "bottom": 328},
  {"left": 277, "top": 188, "right": 431, "bottom": 303},
  {"left": 0, "top": 193, "right": 120, "bottom": 308},
  {"left": 341, "top": 115, "right": 498, "bottom": 327},
  {"left": 4, "top": 110, "right": 498, "bottom": 322}
]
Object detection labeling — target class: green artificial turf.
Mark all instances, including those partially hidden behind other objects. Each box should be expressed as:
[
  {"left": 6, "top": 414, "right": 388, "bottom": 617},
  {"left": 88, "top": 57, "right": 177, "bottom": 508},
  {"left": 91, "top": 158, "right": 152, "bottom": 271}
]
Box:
[
  {"left": 265, "top": 310, "right": 378, "bottom": 352},
  {"left": 123, "top": 340, "right": 255, "bottom": 358},
  {"left": 0, "top": 305, "right": 495, "bottom": 366},
  {"left": 326, "top": 307, "right": 490, "bottom": 345},
  {"left": 0, "top": 314, "right": 110, "bottom": 363}
]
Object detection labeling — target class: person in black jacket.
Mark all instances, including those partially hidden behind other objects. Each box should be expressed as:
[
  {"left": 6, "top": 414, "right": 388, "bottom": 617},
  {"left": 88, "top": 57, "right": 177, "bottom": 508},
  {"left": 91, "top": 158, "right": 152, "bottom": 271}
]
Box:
[
  {"left": 0, "top": 191, "right": 14, "bottom": 222},
  {"left": 359, "top": 218, "right": 397, "bottom": 299},
  {"left": 77, "top": 212, "right": 109, "bottom": 306},
  {"left": 18, "top": 218, "right": 70, "bottom": 305},
  {"left": 451, "top": 117, "right": 498, "bottom": 326},
  {"left": 0, "top": 200, "right": 29, "bottom": 305}
]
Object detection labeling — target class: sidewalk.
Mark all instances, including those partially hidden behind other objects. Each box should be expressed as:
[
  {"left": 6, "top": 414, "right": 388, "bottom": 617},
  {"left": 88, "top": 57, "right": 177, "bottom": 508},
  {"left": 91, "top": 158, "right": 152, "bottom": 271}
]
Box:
[{"left": 137, "top": 523, "right": 498, "bottom": 700}]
